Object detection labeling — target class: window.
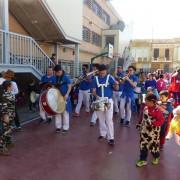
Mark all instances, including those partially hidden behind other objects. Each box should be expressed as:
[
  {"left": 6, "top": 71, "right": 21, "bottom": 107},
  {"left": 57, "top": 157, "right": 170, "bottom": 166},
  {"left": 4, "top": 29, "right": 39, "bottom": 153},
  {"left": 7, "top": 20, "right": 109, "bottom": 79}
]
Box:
[
  {"left": 154, "top": 48, "right": 159, "bottom": 59},
  {"left": 165, "top": 48, "right": 169, "bottom": 60},
  {"left": 102, "top": 10, "right": 110, "bottom": 25},
  {"left": 86, "top": 0, "right": 110, "bottom": 25},
  {"left": 144, "top": 57, "right": 147, "bottom": 61},
  {"left": 83, "top": 27, "right": 91, "bottom": 42},
  {"left": 92, "top": 1, "right": 102, "bottom": 18},
  {"left": 92, "top": 32, "right": 101, "bottom": 46},
  {"left": 83, "top": 0, "right": 92, "bottom": 8},
  {"left": 105, "top": 35, "right": 114, "bottom": 46},
  {"left": 138, "top": 57, "right": 142, "bottom": 62}
]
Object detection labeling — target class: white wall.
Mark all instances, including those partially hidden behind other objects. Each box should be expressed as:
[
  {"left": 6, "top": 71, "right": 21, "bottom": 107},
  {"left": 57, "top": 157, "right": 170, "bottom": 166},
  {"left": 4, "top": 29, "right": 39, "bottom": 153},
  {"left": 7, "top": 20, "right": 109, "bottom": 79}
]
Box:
[
  {"left": 44, "top": 0, "right": 83, "bottom": 43},
  {"left": 177, "top": 47, "right": 180, "bottom": 61},
  {"left": 118, "top": 23, "right": 133, "bottom": 57},
  {"left": 131, "top": 47, "right": 150, "bottom": 60},
  {"left": 0, "top": 0, "right": 2, "bottom": 29}
]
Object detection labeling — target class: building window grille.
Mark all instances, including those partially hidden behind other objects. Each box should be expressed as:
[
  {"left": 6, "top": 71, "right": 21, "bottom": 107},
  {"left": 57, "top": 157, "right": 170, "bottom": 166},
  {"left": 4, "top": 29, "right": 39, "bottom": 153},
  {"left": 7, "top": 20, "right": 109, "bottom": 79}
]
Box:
[
  {"left": 83, "top": 0, "right": 92, "bottom": 8},
  {"left": 165, "top": 48, "right": 169, "bottom": 60},
  {"left": 85, "top": 0, "right": 110, "bottom": 25},
  {"left": 154, "top": 48, "right": 159, "bottom": 59},
  {"left": 83, "top": 26, "right": 91, "bottom": 42},
  {"left": 138, "top": 57, "right": 142, "bottom": 62},
  {"left": 102, "top": 10, "right": 110, "bottom": 25},
  {"left": 144, "top": 57, "right": 147, "bottom": 61},
  {"left": 92, "top": 32, "right": 101, "bottom": 46},
  {"left": 92, "top": 1, "right": 102, "bottom": 18}
]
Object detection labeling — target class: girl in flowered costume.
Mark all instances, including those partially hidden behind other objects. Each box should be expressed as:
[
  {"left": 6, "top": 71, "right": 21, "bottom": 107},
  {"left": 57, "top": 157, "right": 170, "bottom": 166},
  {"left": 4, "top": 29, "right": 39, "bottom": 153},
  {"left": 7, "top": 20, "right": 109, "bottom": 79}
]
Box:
[{"left": 166, "top": 105, "right": 180, "bottom": 146}]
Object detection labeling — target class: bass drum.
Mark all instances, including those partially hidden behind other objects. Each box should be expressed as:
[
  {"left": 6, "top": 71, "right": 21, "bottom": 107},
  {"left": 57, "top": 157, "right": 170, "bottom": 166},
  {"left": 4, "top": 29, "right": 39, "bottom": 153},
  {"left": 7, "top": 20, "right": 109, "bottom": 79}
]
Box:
[{"left": 40, "top": 88, "right": 66, "bottom": 115}]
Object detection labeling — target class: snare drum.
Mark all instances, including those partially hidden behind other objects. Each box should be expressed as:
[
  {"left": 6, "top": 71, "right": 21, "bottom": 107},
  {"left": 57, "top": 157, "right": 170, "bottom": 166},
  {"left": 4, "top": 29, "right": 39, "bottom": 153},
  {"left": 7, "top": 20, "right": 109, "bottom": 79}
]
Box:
[{"left": 91, "top": 97, "right": 111, "bottom": 111}]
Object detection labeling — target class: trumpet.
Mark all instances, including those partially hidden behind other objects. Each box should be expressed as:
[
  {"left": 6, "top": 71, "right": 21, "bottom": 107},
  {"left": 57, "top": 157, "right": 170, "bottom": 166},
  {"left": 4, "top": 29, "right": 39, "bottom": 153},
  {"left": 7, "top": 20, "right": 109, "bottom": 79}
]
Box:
[
  {"left": 114, "top": 73, "right": 130, "bottom": 83},
  {"left": 72, "top": 70, "right": 98, "bottom": 87}
]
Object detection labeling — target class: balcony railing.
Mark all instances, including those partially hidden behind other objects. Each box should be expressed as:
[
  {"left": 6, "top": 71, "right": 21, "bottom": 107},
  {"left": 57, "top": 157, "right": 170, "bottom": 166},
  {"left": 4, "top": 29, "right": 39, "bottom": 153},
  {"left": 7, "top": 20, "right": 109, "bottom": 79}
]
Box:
[
  {"left": 0, "top": 29, "right": 54, "bottom": 76},
  {"left": 151, "top": 57, "right": 172, "bottom": 62}
]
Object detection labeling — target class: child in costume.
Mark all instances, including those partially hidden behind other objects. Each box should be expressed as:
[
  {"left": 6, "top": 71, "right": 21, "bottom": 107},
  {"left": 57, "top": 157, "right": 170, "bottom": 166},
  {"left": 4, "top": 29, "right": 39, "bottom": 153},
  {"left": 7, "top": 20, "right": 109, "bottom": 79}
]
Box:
[
  {"left": 0, "top": 81, "right": 15, "bottom": 156},
  {"left": 166, "top": 105, "right": 180, "bottom": 145},
  {"left": 158, "top": 90, "right": 173, "bottom": 150},
  {"left": 136, "top": 94, "right": 164, "bottom": 167}
]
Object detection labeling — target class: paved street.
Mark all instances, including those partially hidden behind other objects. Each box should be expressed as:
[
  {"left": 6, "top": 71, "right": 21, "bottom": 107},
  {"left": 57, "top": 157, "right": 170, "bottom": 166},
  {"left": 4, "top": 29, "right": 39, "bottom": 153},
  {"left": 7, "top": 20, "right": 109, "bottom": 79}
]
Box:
[{"left": 0, "top": 112, "right": 179, "bottom": 180}]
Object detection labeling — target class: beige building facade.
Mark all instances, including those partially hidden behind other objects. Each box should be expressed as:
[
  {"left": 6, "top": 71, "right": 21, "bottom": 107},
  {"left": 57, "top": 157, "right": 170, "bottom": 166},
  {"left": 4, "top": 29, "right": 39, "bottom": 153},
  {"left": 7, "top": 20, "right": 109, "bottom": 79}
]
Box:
[
  {"left": 5, "top": 0, "right": 129, "bottom": 76},
  {"left": 131, "top": 39, "right": 180, "bottom": 72}
]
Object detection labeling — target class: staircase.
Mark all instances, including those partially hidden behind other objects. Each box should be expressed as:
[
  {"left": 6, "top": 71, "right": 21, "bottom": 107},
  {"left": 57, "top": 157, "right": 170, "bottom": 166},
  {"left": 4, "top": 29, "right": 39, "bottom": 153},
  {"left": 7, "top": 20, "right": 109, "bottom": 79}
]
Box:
[{"left": 0, "top": 29, "right": 54, "bottom": 79}]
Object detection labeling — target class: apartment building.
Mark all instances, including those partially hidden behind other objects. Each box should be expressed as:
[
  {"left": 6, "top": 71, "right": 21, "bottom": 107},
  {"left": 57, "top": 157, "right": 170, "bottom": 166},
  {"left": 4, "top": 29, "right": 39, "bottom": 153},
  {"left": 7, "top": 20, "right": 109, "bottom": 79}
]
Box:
[
  {"left": 131, "top": 39, "right": 180, "bottom": 72},
  {"left": 59, "top": 0, "right": 130, "bottom": 73},
  {"left": 0, "top": 0, "right": 130, "bottom": 79}
]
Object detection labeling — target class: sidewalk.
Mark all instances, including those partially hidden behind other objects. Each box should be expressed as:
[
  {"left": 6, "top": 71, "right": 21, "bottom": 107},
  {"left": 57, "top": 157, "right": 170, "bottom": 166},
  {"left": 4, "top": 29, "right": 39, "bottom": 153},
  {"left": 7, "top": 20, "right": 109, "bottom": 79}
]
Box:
[{"left": 17, "top": 106, "right": 39, "bottom": 123}]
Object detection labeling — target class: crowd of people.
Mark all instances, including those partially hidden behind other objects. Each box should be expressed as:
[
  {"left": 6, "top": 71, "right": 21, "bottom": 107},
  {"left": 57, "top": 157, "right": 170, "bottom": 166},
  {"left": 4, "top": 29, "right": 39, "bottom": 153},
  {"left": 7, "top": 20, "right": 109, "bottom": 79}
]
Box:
[{"left": 0, "top": 65, "right": 179, "bottom": 168}]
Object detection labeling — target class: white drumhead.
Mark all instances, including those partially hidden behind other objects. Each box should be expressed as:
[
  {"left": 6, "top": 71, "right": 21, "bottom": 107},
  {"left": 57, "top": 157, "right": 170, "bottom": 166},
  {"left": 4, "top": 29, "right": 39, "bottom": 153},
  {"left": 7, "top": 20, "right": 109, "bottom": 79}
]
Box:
[{"left": 47, "top": 88, "right": 65, "bottom": 113}]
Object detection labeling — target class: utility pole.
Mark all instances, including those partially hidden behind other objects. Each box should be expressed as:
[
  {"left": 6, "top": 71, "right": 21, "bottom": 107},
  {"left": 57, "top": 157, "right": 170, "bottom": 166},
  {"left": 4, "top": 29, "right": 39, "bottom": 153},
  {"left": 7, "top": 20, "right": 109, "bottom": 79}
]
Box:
[{"left": 2, "top": 0, "right": 9, "bottom": 64}]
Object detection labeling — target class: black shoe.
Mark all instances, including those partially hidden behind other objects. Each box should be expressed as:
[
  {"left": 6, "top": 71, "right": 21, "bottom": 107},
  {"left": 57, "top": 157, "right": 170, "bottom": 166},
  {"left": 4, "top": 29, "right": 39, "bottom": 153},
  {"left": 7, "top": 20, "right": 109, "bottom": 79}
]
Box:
[
  {"left": 108, "top": 139, "right": 115, "bottom": 146},
  {"left": 62, "top": 129, "right": 68, "bottom": 134},
  {"left": 90, "top": 122, "right": 96, "bottom": 127},
  {"left": 124, "top": 121, "right": 130, "bottom": 127},
  {"left": 56, "top": 128, "right": 61, "bottom": 133},
  {"left": 98, "top": 136, "right": 105, "bottom": 141},
  {"left": 47, "top": 118, "right": 52, "bottom": 124},
  {"left": 15, "top": 126, "right": 22, "bottom": 131},
  {"left": 120, "top": 119, "right": 124, "bottom": 124},
  {"left": 38, "top": 118, "right": 45, "bottom": 124}
]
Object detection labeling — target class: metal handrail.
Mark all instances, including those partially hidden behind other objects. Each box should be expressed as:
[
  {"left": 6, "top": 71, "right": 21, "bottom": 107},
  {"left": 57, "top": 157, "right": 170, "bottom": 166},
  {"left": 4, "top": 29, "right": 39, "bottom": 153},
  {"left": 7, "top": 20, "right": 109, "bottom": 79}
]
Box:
[{"left": 0, "top": 29, "right": 54, "bottom": 75}]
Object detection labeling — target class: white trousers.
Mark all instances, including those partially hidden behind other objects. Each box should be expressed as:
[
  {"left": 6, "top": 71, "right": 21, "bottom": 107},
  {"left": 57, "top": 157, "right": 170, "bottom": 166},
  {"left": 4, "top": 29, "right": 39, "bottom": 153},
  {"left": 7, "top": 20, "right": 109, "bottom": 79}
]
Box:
[
  {"left": 113, "top": 91, "right": 122, "bottom": 113},
  {"left": 96, "top": 99, "right": 114, "bottom": 140},
  {"left": 75, "top": 89, "right": 90, "bottom": 113},
  {"left": 39, "top": 103, "right": 46, "bottom": 120},
  {"left": 90, "top": 111, "right": 98, "bottom": 124},
  {"left": 120, "top": 97, "right": 132, "bottom": 122},
  {"left": 55, "top": 111, "right": 69, "bottom": 130},
  {"left": 39, "top": 102, "right": 53, "bottom": 120}
]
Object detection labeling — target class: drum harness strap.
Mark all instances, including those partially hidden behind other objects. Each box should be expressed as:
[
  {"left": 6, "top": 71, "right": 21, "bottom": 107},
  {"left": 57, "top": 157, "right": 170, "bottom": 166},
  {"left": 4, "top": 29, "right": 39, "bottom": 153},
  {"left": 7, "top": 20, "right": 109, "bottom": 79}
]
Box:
[
  {"left": 95, "top": 75, "right": 110, "bottom": 98},
  {"left": 93, "top": 75, "right": 111, "bottom": 111}
]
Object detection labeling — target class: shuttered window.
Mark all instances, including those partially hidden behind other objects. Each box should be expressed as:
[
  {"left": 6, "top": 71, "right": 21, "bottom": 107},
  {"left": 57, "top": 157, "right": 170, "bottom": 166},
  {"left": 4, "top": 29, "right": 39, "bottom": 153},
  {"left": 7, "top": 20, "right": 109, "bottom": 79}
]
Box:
[
  {"left": 92, "top": 32, "right": 101, "bottom": 46},
  {"left": 83, "top": 27, "right": 91, "bottom": 42}
]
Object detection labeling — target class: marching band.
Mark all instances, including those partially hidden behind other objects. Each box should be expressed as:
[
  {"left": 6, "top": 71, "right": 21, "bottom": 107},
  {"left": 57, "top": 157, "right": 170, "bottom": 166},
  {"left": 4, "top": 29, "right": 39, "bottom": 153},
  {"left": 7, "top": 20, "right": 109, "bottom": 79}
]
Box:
[
  {"left": 0, "top": 64, "right": 180, "bottom": 160},
  {"left": 37, "top": 63, "right": 137, "bottom": 145}
]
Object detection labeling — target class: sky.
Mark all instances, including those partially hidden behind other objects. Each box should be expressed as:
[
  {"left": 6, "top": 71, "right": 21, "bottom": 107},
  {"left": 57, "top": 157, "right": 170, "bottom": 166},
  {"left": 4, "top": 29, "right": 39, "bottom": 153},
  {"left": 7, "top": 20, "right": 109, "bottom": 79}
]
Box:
[{"left": 111, "top": 0, "right": 180, "bottom": 39}]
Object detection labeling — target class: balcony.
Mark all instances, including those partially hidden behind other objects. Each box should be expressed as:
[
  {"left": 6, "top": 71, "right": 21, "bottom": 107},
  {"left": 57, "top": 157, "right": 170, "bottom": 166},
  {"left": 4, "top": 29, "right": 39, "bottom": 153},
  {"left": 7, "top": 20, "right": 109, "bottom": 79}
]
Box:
[
  {"left": 151, "top": 57, "right": 172, "bottom": 62},
  {"left": 9, "top": 0, "right": 82, "bottom": 44},
  {"left": 135, "top": 57, "right": 151, "bottom": 63}
]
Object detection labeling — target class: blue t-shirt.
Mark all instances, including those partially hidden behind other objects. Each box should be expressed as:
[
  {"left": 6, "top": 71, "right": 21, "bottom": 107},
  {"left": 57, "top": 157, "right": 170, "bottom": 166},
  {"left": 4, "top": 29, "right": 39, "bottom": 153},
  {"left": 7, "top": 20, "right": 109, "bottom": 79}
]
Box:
[
  {"left": 41, "top": 75, "right": 54, "bottom": 84},
  {"left": 117, "top": 72, "right": 125, "bottom": 91},
  {"left": 52, "top": 74, "right": 71, "bottom": 96},
  {"left": 79, "top": 72, "right": 91, "bottom": 90},
  {"left": 92, "top": 75, "right": 116, "bottom": 99},
  {"left": 145, "top": 80, "right": 157, "bottom": 90},
  {"left": 121, "top": 75, "right": 138, "bottom": 97},
  {"left": 117, "top": 72, "right": 125, "bottom": 78}
]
